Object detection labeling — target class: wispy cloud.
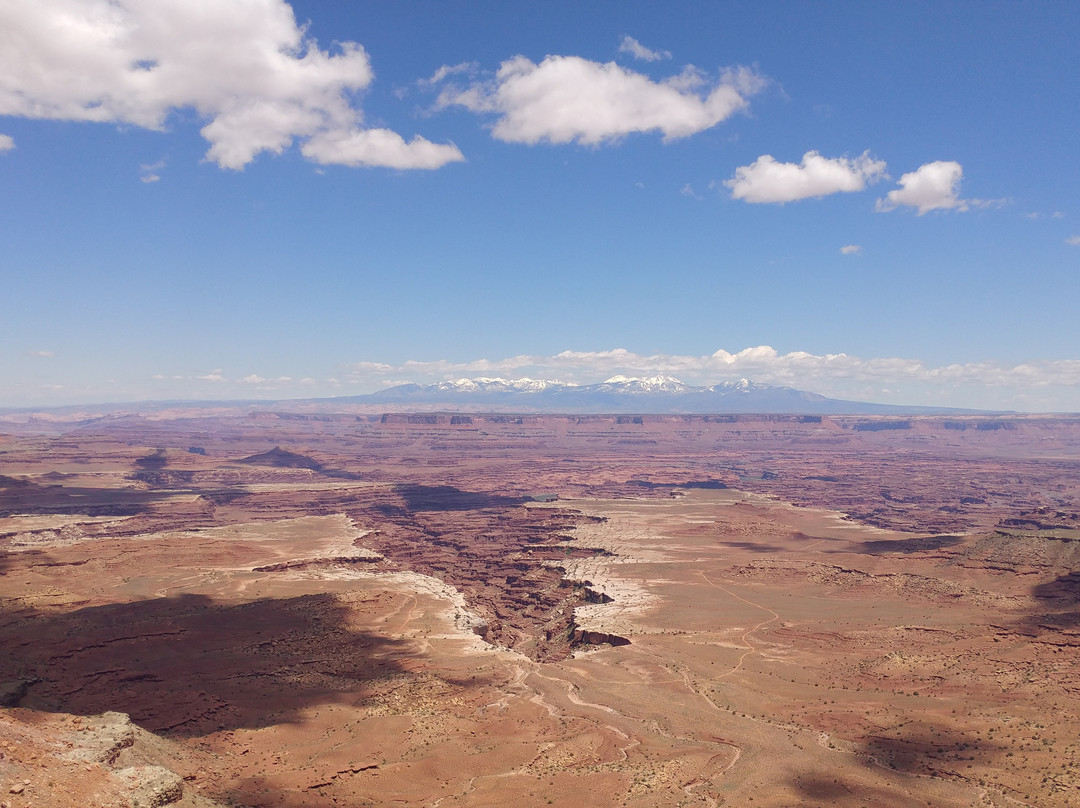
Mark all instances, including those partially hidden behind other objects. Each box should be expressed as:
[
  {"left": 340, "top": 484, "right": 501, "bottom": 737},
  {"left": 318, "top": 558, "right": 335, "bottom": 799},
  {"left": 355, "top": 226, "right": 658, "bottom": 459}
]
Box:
[
  {"left": 0, "top": 1, "right": 461, "bottom": 170},
  {"left": 139, "top": 159, "right": 165, "bottom": 183},
  {"left": 726, "top": 151, "right": 886, "bottom": 204},
  {"left": 1066, "top": 236, "right": 1080, "bottom": 246},
  {"left": 421, "top": 62, "right": 477, "bottom": 88},
  {"left": 0, "top": 133, "right": 14, "bottom": 152},
  {"left": 433, "top": 56, "right": 765, "bottom": 145},
  {"left": 26, "top": 349, "right": 54, "bottom": 357},
  {"left": 618, "top": 35, "right": 671, "bottom": 62},
  {"left": 341, "top": 347, "right": 1080, "bottom": 404},
  {"left": 240, "top": 374, "right": 292, "bottom": 385},
  {"left": 840, "top": 245, "right": 862, "bottom": 255},
  {"left": 86, "top": 347, "right": 1080, "bottom": 411}
]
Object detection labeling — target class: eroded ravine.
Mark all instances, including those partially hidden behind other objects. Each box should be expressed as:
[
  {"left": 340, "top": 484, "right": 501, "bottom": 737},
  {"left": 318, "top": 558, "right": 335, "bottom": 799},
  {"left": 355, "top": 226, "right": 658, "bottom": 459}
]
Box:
[{"left": 3, "top": 415, "right": 1080, "bottom": 806}]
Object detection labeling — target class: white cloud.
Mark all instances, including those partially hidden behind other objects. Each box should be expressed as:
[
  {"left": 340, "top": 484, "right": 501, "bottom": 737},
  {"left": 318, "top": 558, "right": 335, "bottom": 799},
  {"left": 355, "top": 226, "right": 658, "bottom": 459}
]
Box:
[
  {"left": 0, "top": 133, "right": 14, "bottom": 152},
  {"left": 239, "top": 373, "right": 292, "bottom": 386},
  {"left": 618, "top": 36, "right": 671, "bottom": 62},
  {"left": 435, "top": 55, "right": 764, "bottom": 145},
  {"left": 139, "top": 159, "right": 164, "bottom": 183},
  {"left": 37, "top": 347, "right": 1080, "bottom": 410},
  {"left": 421, "top": 62, "right": 475, "bottom": 87},
  {"left": 0, "top": 0, "right": 461, "bottom": 170},
  {"left": 27, "top": 349, "right": 54, "bottom": 357},
  {"left": 301, "top": 127, "right": 463, "bottom": 170},
  {"left": 969, "top": 196, "right": 1009, "bottom": 211},
  {"left": 350, "top": 361, "right": 395, "bottom": 373},
  {"left": 840, "top": 244, "right": 862, "bottom": 255},
  {"left": 342, "top": 346, "right": 1080, "bottom": 409},
  {"left": 726, "top": 151, "right": 887, "bottom": 203},
  {"left": 1066, "top": 236, "right": 1080, "bottom": 246},
  {"left": 876, "top": 160, "right": 967, "bottom": 214}
]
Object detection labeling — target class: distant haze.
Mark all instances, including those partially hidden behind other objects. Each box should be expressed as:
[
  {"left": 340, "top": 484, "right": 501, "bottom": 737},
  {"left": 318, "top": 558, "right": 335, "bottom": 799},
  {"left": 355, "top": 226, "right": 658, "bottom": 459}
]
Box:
[
  {"left": 0, "top": 375, "right": 1008, "bottom": 421},
  {"left": 1, "top": 4, "right": 1077, "bottom": 412}
]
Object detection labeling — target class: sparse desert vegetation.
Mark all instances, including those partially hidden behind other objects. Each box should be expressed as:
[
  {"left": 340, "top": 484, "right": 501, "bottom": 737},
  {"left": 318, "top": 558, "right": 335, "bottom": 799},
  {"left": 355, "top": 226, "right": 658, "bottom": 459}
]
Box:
[{"left": 1, "top": 412, "right": 1079, "bottom": 806}]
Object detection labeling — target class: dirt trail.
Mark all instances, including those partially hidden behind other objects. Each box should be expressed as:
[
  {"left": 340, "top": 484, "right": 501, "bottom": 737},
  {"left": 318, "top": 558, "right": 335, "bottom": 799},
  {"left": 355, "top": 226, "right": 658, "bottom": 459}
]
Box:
[
  {"left": 697, "top": 570, "right": 782, "bottom": 679},
  {"left": 3, "top": 414, "right": 1076, "bottom": 806}
]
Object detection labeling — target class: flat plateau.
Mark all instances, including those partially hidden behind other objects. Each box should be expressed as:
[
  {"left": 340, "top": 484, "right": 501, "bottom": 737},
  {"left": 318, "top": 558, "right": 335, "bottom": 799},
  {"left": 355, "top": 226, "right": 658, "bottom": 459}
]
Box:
[{"left": 1, "top": 412, "right": 1078, "bottom": 806}]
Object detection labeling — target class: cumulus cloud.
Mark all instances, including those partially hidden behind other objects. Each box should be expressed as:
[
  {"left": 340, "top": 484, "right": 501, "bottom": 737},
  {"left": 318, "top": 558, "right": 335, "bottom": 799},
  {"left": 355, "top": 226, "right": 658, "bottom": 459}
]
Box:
[
  {"left": 122, "top": 347, "right": 1080, "bottom": 411},
  {"left": 75, "top": 347, "right": 1080, "bottom": 411},
  {"left": 301, "top": 127, "right": 464, "bottom": 170},
  {"left": 434, "top": 55, "right": 764, "bottom": 145},
  {"left": 840, "top": 245, "right": 862, "bottom": 255},
  {"left": 876, "top": 160, "right": 967, "bottom": 214},
  {"left": 618, "top": 36, "right": 671, "bottom": 62},
  {"left": 726, "top": 151, "right": 887, "bottom": 203},
  {"left": 341, "top": 346, "right": 1080, "bottom": 408},
  {"left": 0, "top": 133, "right": 14, "bottom": 152},
  {"left": 0, "top": 0, "right": 462, "bottom": 170}
]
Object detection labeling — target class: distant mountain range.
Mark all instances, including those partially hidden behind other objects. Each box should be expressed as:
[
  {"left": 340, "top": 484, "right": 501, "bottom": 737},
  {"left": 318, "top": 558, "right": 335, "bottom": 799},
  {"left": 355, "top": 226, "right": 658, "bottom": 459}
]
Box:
[
  {"left": 337, "top": 375, "right": 989, "bottom": 415},
  {"left": 0, "top": 376, "right": 999, "bottom": 423}
]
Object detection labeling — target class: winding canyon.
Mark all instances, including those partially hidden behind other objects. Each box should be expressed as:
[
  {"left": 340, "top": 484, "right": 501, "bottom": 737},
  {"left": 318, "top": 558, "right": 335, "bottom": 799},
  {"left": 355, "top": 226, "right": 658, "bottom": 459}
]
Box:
[{"left": 1, "top": 412, "right": 1079, "bottom": 806}]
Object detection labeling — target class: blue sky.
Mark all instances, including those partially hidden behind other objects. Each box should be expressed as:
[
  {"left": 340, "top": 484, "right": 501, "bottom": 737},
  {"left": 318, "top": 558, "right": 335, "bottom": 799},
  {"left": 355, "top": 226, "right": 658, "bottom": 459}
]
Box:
[{"left": 2, "top": 0, "right": 1078, "bottom": 410}]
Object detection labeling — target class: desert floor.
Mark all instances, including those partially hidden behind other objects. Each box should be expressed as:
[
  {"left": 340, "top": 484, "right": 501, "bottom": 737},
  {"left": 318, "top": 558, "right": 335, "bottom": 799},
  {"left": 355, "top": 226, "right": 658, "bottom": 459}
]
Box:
[{"left": 1, "top": 412, "right": 1078, "bottom": 806}]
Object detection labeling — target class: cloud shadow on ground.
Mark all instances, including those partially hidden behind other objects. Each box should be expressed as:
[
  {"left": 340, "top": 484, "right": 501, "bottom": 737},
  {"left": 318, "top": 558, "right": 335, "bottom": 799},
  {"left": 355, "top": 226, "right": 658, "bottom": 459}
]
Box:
[
  {"left": 1018, "top": 571, "right": 1080, "bottom": 631},
  {"left": 393, "top": 484, "right": 528, "bottom": 512},
  {"left": 0, "top": 474, "right": 169, "bottom": 517},
  {"left": 788, "top": 722, "right": 1003, "bottom": 805},
  {"left": 837, "top": 534, "right": 965, "bottom": 555},
  {"left": 0, "top": 591, "right": 415, "bottom": 737}
]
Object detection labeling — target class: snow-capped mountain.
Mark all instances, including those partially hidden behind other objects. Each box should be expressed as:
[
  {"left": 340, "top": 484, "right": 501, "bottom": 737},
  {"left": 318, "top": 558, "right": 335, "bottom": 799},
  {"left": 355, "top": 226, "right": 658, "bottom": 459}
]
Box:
[
  {"left": 709, "top": 379, "right": 770, "bottom": 394},
  {"left": 428, "top": 377, "right": 575, "bottom": 394},
  {"left": 594, "top": 375, "right": 689, "bottom": 394},
  {"left": 358, "top": 376, "right": 971, "bottom": 414}
]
